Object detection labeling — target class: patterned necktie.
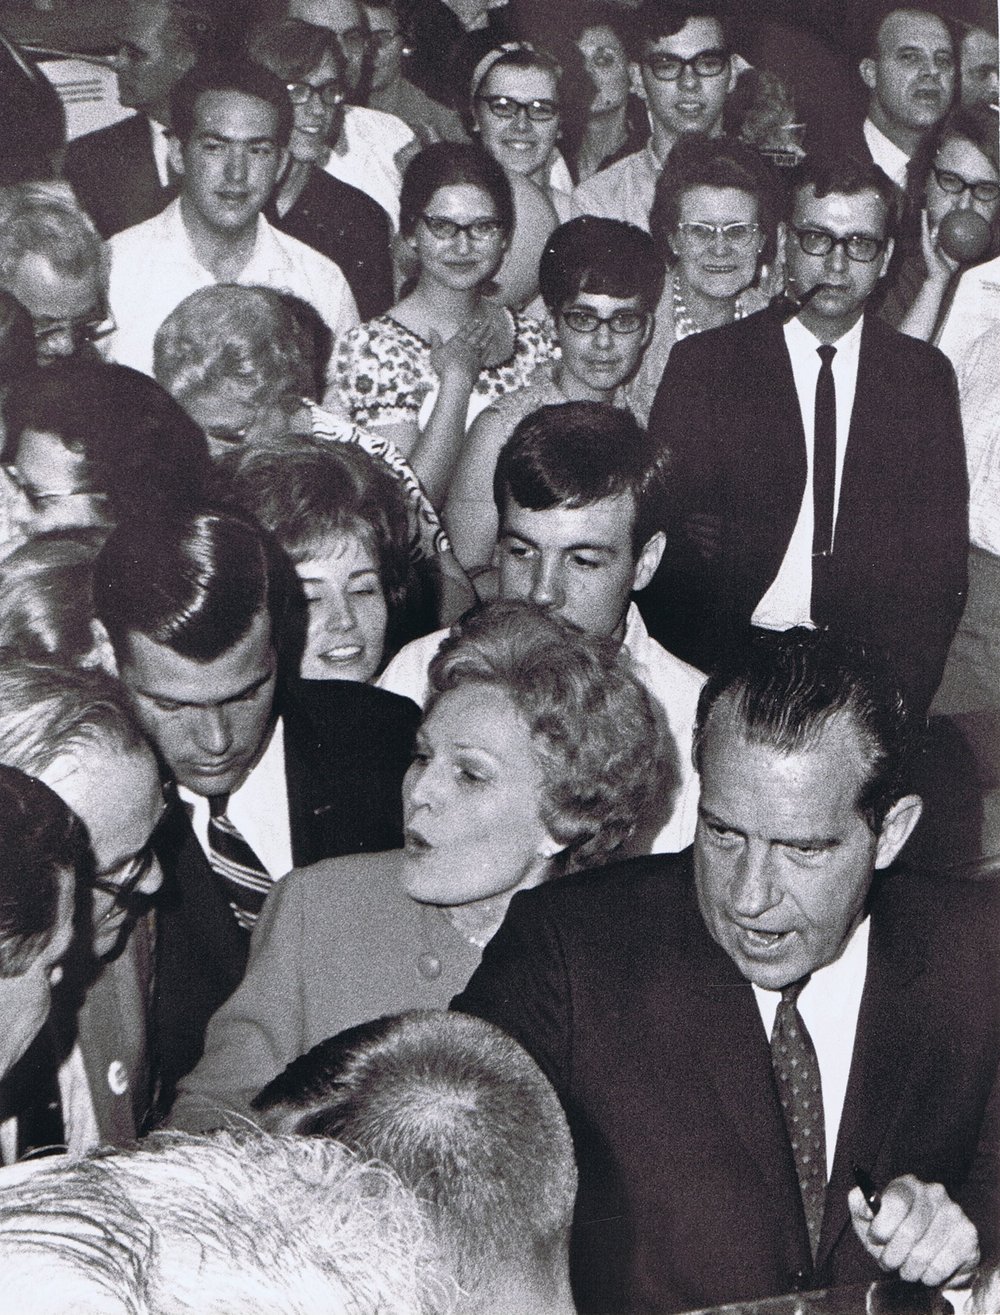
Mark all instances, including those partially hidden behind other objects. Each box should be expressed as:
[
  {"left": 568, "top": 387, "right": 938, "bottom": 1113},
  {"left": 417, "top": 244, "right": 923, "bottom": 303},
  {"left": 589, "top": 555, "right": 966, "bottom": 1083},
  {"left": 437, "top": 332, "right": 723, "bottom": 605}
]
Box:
[
  {"left": 811, "top": 343, "right": 837, "bottom": 617},
  {"left": 771, "top": 978, "right": 826, "bottom": 1258},
  {"left": 207, "top": 795, "right": 273, "bottom": 932}
]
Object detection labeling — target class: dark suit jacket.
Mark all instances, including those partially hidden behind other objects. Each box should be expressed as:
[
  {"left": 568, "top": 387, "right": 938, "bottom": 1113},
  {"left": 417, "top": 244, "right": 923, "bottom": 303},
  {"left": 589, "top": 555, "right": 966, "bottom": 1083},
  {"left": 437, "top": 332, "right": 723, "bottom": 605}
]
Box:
[
  {"left": 266, "top": 166, "right": 394, "bottom": 323},
  {"left": 152, "top": 679, "right": 420, "bottom": 1114},
  {"left": 454, "top": 853, "right": 1000, "bottom": 1314},
  {"left": 64, "top": 113, "right": 177, "bottom": 238},
  {"left": 642, "top": 308, "right": 969, "bottom": 712}
]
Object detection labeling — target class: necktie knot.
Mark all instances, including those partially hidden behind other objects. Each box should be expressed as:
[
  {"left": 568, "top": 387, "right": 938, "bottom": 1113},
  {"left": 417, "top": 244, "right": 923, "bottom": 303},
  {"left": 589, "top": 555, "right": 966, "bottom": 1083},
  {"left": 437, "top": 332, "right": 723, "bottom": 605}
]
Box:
[
  {"left": 817, "top": 343, "right": 836, "bottom": 367},
  {"left": 209, "top": 793, "right": 230, "bottom": 820},
  {"left": 779, "top": 976, "right": 810, "bottom": 1008}
]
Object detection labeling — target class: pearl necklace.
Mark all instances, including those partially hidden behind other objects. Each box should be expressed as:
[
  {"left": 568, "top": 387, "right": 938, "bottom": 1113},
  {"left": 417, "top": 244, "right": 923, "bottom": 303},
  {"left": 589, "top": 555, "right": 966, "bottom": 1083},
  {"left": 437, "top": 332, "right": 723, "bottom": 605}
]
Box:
[{"left": 672, "top": 271, "right": 751, "bottom": 341}]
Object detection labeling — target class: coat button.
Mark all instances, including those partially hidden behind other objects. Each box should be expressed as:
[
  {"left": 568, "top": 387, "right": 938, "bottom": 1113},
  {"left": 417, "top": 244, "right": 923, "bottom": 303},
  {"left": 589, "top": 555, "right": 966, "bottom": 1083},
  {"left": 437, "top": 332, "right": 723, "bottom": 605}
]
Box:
[
  {"left": 418, "top": 953, "right": 441, "bottom": 980},
  {"left": 107, "top": 1061, "right": 129, "bottom": 1096},
  {"left": 791, "top": 1269, "right": 812, "bottom": 1290}
]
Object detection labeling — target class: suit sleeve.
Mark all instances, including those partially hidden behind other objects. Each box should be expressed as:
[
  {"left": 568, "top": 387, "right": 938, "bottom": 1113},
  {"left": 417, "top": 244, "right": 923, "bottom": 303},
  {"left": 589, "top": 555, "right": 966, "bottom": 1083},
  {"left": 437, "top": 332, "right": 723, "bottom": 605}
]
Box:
[
  {"left": 451, "top": 886, "right": 574, "bottom": 1097},
  {"left": 166, "top": 871, "right": 310, "bottom": 1132}
]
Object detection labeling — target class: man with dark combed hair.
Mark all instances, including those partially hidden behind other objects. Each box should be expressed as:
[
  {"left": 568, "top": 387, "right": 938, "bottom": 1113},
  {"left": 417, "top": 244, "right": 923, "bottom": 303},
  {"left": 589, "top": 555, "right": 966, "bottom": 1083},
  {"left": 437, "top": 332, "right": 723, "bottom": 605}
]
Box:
[
  {"left": 455, "top": 626, "right": 1000, "bottom": 1313},
  {"left": 255, "top": 1009, "right": 578, "bottom": 1315},
  {"left": 94, "top": 507, "right": 419, "bottom": 1111},
  {"left": 645, "top": 151, "right": 968, "bottom": 715}
]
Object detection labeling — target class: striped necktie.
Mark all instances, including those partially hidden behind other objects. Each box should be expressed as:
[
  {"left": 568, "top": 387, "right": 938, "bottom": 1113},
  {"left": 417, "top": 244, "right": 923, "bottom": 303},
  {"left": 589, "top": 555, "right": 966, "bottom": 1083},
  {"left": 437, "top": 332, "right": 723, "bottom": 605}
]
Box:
[
  {"left": 207, "top": 794, "right": 273, "bottom": 932},
  {"left": 771, "top": 977, "right": 826, "bottom": 1258}
]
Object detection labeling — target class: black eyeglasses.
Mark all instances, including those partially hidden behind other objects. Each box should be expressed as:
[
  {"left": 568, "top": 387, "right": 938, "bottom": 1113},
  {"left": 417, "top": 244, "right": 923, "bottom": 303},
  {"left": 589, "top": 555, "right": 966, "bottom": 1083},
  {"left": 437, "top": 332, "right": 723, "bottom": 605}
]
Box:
[
  {"left": 931, "top": 166, "right": 1000, "bottom": 205},
  {"left": 91, "top": 802, "right": 168, "bottom": 924},
  {"left": 789, "top": 226, "right": 886, "bottom": 263},
  {"left": 421, "top": 213, "right": 506, "bottom": 241},
  {"left": 31, "top": 313, "right": 115, "bottom": 346},
  {"left": 334, "top": 26, "right": 369, "bottom": 57},
  {"left": 561, "top": 307, "right": 648, "bottom": 335},
  {"left": 643, "top": 48, "right": 729, "bottom": 82},
  {"left": 287, "top": 80, "right": 344, "bottom": 107},
  {"left": 476, "top": 93, "right": 559, "bottom": 123}
]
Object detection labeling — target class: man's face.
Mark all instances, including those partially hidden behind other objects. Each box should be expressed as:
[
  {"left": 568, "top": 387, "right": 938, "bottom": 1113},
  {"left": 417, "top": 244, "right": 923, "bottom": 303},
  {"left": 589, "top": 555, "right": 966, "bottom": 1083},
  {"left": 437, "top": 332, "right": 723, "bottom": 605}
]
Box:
[
  {"left": 960, "top": 27, "right": 999, "bottom": 109},
  {"left": 41, "top": 745, "right": 164, "bottom": 960},
  {"left": 694, "top": 703, "right": 916, "bottom": 989},
  {"left": 785, "top": 185, "right": 893, "bottom": 341},
  {"left": 496, "top": 492, "right": 663, "bottom": 641},
  {"left": 115, "top": 2, "right": 192, "bottom": 122},
  {"left": 289, "top": 0, "right": 370, "bottom": 96},
  {"left": 9, "top": 428, "right": 109, "bottom": 539},
  {"left": 6, "top": 253, "right": 104, "bottom": 365},
  {"left": 638, "top": 17, "right": 733, "bottom": 143},
  {"left": 0, "top": 871, "right": 73, "bottom": 1081},
  {"left": 172, "top": 91, "right": 285, "bottom": 241},
  {"left": 862, "top": 9, "right": 954, "bottom": 135},
  {"left": 118, "top": 609, "right": 278, "bottom": 798}
]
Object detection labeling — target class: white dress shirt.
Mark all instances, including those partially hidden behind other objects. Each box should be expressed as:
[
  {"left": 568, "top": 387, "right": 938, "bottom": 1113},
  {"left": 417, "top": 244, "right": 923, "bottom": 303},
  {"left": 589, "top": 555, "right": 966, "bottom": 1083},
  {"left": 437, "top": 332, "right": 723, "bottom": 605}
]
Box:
[
  {"left": 149, "top": 117, "right": 171, "bottom": 188},
  {"left": 753, "top": 916, "right": 871, "bottom": 1178},
  {"left": 322, "top": 105, "right": 416, "bottom": 229},
  {"left": 752, "top": 314, "right": 864, "bottom": 629},
  {"left": 959, "top": 323, "right": 1000, "bottom": 556},
  {"left": 863, "top": 118, "right": 910, "bottom": 189},
  {"left": 179, "top": 717, "right": 293, "bottom": 881},
  {"left": 107, "top": 199, "right": 359, "bottom": 378}
]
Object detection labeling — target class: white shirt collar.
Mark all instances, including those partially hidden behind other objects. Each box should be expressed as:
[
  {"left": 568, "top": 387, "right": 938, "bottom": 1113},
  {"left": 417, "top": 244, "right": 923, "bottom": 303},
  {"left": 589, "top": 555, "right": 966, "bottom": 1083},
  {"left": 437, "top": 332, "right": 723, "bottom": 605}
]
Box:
[
  {"left": 786, "top": 307, "right": 865, "bottom": 356},
  {"left": 863, "top": 118, "right": 910, "bottom": 188},
  {"left": 148, "top": 117, "right": 172, "bottom": 189}
]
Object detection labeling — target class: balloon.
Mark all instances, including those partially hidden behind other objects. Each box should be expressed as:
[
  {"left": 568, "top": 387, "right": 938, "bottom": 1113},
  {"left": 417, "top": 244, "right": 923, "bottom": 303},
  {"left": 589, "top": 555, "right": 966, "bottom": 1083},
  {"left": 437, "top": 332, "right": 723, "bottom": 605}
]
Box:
[
  {"left": 490, "top": 171, "right": 559, "bottom": 310},
  {"left": 938, "top": 209, "right": 992, "bottom": 264}
]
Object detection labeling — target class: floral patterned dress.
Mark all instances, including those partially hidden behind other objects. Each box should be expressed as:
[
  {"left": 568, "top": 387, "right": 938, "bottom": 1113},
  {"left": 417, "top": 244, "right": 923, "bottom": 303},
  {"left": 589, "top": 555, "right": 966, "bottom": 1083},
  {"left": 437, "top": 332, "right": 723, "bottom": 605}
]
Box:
[{"left": 332, "top": 310, "right": 558, "bottom": 432}]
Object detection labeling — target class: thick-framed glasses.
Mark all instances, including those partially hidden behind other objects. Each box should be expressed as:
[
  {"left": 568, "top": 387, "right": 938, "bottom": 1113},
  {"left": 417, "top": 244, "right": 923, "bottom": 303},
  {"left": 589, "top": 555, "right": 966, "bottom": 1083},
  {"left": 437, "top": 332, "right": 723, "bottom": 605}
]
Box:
[
  {"left": 2, "top": 465, "right": 100, "bottom": 511},
  {"left": 368, "top": 29, "right": 402, "bottom": 53},
  {"left": 421, "top": 213, "right": 505, "bottom": 241},
  {"left": 32, "top": 313, "right": 115, "bottom": 347},
  {"left": 287, "top": 79, "right": 344, "bottom": 107},
  {"left": 643, "top": 48, "right": 729, "bottom": 82},
  {"left": 475, "top": 93, "right": 559, "bottom": 122},
  {"left": 789, "top": 226, "right": 886, "bottom": 263},
  {"left": 91, "top": 802, "right": 168, "bottom": 924},
  {"left": 561, "top": 307, "right": 648, "bottom": 335},
  {"left": 931, "top": 166, "right": 1000, "bottom": 205},
  {"left": 674, "top": 220, "right": 762, "bottom": 250}
]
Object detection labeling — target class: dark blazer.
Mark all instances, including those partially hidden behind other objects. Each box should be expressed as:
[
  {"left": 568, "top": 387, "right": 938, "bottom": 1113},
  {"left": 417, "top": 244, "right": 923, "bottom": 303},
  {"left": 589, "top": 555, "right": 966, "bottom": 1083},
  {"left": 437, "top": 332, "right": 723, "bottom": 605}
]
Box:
[
  {"left": 266, "top": 166, "right": 394, "bottom": 323},
  {"left": 454, "top": 852, "right": 1000, "bottom": 1315},
  {"left": 63, "top": 113, "right": 177, "bottom": 239},
  {"left": 642, "top": 308, "right": 968, "bottom": 712},
  {"left": 152, "top": 679, "right": 420, "bottom": 1114}
]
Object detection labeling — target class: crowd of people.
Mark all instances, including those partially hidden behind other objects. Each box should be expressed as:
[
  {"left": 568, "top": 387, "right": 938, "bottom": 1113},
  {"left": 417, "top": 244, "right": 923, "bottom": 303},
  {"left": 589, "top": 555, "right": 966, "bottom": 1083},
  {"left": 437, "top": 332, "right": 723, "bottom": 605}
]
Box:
[{"left": 0, "top": 0, "right": 997, "bottom": 1311}]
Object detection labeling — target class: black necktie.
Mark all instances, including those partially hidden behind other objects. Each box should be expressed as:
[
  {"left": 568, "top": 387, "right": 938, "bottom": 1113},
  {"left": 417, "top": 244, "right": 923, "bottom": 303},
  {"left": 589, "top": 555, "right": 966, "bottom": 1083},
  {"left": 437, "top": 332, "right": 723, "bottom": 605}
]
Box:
[
  {"left": 771, "top": 978, "right": 827, "bottom": 1258},
  {"left": 207, "top": 795, "right": 273, "bottom": 932},
  {"left": 811, "top": 344, "right": 837, "bottom": 617}
]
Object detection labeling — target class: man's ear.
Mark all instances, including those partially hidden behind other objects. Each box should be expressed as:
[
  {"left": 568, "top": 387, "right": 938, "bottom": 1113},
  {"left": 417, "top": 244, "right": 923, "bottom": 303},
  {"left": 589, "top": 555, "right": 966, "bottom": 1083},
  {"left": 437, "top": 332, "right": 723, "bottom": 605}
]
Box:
[
  {"left": 632, "top": 529, "right": 666, "bottom": 594},
  {"left": 873, "top": 794, "right": 924, "bottom": 869},
  {"left": 859, "top": 57, "right": 878, "bottom": 94},
  {"left": 167, "top": 134, "right": 186, "bottom": 178},
  {"left": 877, "top": 235, "right": 895, "bottom": 280}
]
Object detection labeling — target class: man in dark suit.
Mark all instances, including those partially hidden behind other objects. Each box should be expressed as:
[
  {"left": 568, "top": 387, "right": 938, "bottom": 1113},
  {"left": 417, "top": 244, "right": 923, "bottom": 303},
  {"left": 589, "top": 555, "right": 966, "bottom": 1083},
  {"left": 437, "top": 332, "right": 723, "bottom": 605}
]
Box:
[
  {"left": 455, "top": 628, "right": 999, "bottom": 1314},
  {"left": 93, "top": 507, "right": 419, "bottom": 1112},
  {"left": 643, "top": 153, "right": 968, "bottom": 714},
  {"left": 63, "top": 0, "right": 226, "bottom": 237}
]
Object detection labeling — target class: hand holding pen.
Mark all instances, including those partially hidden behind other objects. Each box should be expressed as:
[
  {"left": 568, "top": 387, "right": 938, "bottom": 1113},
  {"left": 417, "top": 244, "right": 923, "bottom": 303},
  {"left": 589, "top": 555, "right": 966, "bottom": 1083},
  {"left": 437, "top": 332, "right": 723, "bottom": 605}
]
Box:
[{"left": 848, "top": 1168, "right": 980, "bottom": 1288}]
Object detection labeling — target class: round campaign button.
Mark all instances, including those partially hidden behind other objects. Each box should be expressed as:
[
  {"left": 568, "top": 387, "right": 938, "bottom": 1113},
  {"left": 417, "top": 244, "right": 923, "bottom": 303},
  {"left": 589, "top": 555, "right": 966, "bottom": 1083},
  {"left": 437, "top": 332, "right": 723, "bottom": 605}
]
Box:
[
  {"left": 417, "top": 952, "right": 442, "bottom": 980},
  {"left": 107, "top": 1061, "right": 130, "bottom": 1096}
]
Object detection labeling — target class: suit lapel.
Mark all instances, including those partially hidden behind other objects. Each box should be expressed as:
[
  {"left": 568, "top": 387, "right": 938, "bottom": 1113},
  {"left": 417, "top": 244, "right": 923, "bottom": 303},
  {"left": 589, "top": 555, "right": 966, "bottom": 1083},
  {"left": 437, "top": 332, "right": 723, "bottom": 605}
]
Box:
[{"left": 817, "top": 889, "right": 928, "bottom": 1264}]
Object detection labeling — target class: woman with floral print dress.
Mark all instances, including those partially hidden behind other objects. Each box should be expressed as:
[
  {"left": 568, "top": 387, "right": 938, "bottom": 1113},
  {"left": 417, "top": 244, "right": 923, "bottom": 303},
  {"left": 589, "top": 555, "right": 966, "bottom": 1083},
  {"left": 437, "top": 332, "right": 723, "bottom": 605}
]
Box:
[{"left": 332, "top": 142, "right": 557, "bottom": 507}]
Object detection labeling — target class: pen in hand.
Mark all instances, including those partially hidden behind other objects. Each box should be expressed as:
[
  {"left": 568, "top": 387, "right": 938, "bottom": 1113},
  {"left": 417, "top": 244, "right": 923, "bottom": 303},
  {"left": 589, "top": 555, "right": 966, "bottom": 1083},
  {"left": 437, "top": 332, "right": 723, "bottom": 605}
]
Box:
[{"left": 853, "top": 1164, "right": 882, "bottom": 1215}]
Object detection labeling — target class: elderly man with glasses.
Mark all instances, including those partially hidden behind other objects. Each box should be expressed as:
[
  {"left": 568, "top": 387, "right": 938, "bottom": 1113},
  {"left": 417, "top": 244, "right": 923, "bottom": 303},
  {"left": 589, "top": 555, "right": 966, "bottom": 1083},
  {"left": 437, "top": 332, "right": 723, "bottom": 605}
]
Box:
[
  {"left": 644, "top": 152, "right": 968, "bottom": 718},
  {"left": 573, "top": 1, "right": 737, "bottom": 231},
  {"left": 0, "top": 661, "right": 167, "bottom": 1157}
]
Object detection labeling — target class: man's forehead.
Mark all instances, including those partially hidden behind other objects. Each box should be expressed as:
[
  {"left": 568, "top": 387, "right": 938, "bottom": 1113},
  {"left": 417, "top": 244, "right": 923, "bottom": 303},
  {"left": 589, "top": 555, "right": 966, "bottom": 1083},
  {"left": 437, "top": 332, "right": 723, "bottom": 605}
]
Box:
[
  {"left": 502, "top": 492, "right": 638, "bottom": 547},
  {"left": 120, "top": 618, "right": 276, "bottom": 703},
  {"left": 645, "top": 16, "right": 725, "bottom": 55},
  {"left": 878, "top": 8, "right": 952, "bottom": 53},
  {"left": 191, "top": 90, "right": 280, "bottom": 138},
  {"left": 290, "top": 0, "right": 362, "bottom": 31},
  {"left": 792, "top": 186, "right": 889, "bottom": 235},
  {"left": 9, "top": 255, "right": 100, "bottom": 317}
]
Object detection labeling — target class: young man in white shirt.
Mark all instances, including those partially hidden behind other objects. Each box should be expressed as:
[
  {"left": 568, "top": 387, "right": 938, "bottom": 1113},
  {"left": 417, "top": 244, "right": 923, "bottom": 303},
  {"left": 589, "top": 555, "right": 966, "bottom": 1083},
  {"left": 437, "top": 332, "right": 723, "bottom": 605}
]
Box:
[{"left": 106, "top": 57, "right": 358, "bottom": 377}]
